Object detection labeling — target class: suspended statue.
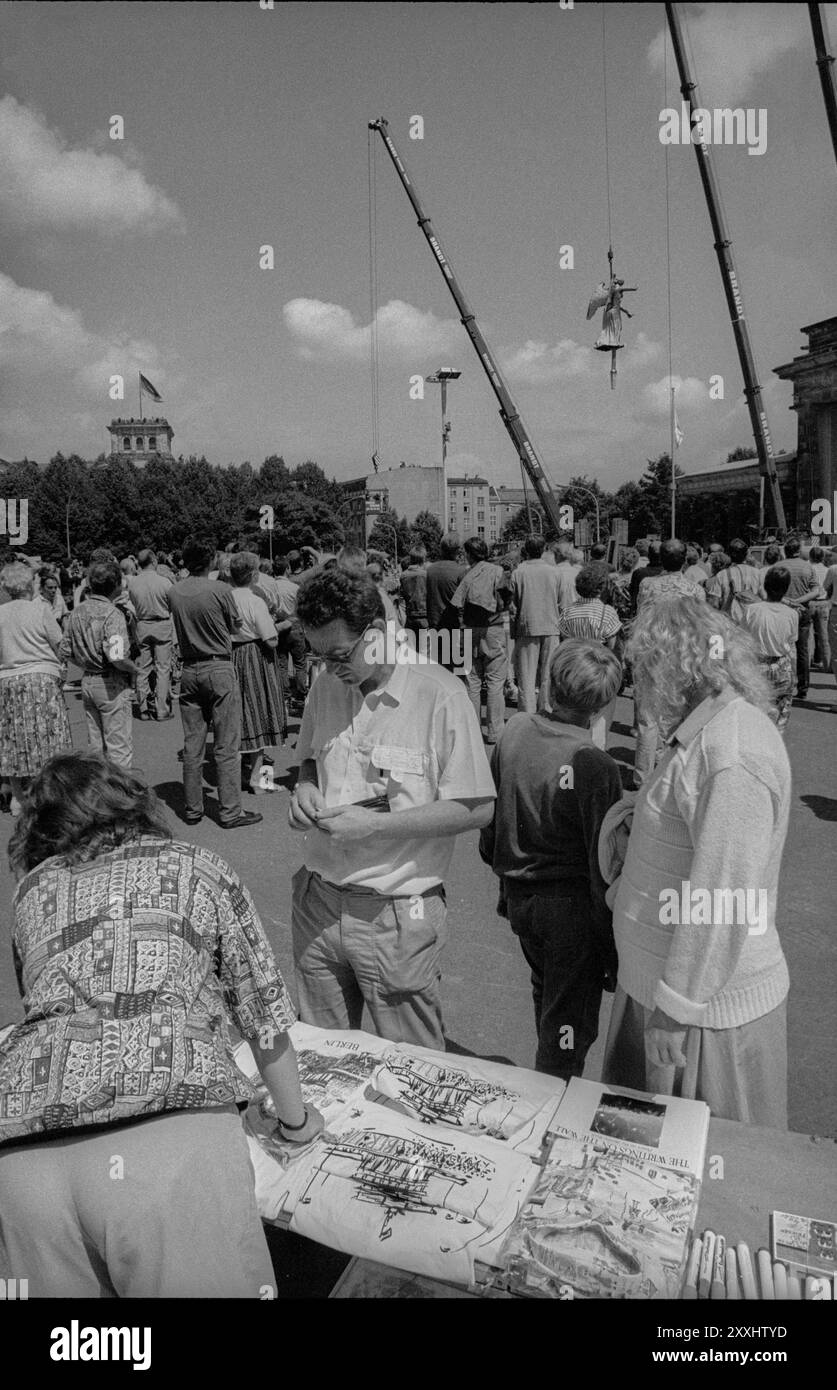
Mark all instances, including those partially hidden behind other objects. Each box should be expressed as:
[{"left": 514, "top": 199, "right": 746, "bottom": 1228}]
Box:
[{"left": 587, "top": 273, "right": 637, "bottom": 388}]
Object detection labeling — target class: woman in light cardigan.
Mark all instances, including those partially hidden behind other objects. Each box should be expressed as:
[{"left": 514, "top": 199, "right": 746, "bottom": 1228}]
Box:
[{"left": 601, "top": 595, "right": 791, "bottom": 1127}]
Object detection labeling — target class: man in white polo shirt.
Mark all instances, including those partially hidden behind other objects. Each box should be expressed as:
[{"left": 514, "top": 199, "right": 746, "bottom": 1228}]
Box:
[{"left": 289, "top": 566, "right": 496, "bottom": 1048}]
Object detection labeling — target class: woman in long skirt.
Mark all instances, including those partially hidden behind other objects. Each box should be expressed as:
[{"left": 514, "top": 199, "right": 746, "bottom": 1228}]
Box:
[
  {"left": 0, "top": 562, "right": 73, "bottom": 813},
  {"left": 228, "top": 552, "right": 286, "bottom": 794}
]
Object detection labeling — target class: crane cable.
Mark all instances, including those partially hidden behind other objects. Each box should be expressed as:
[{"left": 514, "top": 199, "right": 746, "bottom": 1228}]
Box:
[
  {"left": 367, "top": 128, "right": 381, "bottom": 471},
  {"left": 664, "top": 18, "right": 677, "bottom": 534},
  {"left": 601, "top": 3, "right": 614, "bottom": 273}
]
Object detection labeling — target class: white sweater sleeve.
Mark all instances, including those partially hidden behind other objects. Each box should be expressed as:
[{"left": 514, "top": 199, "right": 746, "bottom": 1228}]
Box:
[{"left": 653, "top": 764, "right": 777, "bottom": 1026}]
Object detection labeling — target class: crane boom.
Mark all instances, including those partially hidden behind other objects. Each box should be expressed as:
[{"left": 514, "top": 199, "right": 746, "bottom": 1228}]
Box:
[
  {"left": 368, "top": 117, "right": 565, "bottom": 534},
  {"left": 665, "top": 4, "right": 786, "bottom": 533},
  {"left": 809, "top": 4, "right": 837, "bottom": 172}
]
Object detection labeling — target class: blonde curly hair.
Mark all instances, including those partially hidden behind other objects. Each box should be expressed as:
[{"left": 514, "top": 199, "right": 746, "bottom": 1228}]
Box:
[{"left": 627, "top": 595, "right": 774, "bottom": 736}]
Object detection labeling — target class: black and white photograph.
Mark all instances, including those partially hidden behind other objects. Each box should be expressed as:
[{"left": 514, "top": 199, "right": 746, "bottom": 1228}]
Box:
[
  {"left": 0, "top": 0, "right": 834, "bottom": 1357},
  {"left": 590, "top": 1092, "right": 667, "bottom": 1149}
]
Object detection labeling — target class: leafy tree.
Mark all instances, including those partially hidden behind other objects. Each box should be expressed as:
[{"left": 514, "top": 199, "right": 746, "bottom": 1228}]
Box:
[
  {"left": 290, "top": 459, "right": 345, "bottom": 511},
  {"left": 500, "top": 505, "right": 544, "bottom": 547},
  {"left": 726, "top": 445, "right": 757, "bottom": 462},
  {"left": 258, "top": 454, "right": 291, "bottom": 495},
  {"left": 368, "top": 506, "right": 411, "bottom": 563},
  {"left": 409, "top": 509, "right": 443, "bottom": 560}
]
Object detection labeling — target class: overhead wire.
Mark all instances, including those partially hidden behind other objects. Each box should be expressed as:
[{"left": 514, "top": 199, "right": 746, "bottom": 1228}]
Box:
[
  {"left": 367, "top": 128, "right": 381, "bottom": 470},
  {"left": 601, "top": 2, "right": 614, "bottom": 269},
  {"left": 664, "top": 17, "right": 677, "bottom": 534}
]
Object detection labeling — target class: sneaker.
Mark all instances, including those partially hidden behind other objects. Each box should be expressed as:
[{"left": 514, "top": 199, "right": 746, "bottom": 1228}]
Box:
[
  {"left": 220, "top": 811, "right": 263, "bottom": 829},
  {"left": 184, "top": 812, "right": 203, "bottom": 825}
]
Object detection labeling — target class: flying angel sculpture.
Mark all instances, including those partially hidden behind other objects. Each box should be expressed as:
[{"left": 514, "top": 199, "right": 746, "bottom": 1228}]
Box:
[{"left": 587, "top": 276, "right": 637, "bottom": 388}]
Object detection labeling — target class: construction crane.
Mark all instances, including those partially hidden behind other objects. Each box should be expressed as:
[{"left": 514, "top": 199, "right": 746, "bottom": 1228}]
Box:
[
  {"left": 368, "top": 117, "right": 566, "bottom": 534},
  {"left": 665, "top": 4, "right": 787, "bottom": 533},
  {"left": 809, "top": 3, "right": 837, "bottom": 172}
]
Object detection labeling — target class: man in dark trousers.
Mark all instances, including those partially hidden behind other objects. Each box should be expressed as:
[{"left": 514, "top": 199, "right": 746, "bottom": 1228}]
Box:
[
  {"left": 167, "top": 537, "right": 261, "bottom": 829},
  {"left": 425, "top": 533, "right": 466, "bottom": 669},
  {"left": 628, "top": 539, "right": 663, "bottom": 614},
  {"left": 766, "top": 536, "right": 818, "bottom": 700}
]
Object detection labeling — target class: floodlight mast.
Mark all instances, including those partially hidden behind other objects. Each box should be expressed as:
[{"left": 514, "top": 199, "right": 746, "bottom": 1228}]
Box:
[
  {"left": 369, "top": 117, "right": 566, "bottom": 534},
  {"left": 665, "top": 4, "right": 787, "bottom": 534}
]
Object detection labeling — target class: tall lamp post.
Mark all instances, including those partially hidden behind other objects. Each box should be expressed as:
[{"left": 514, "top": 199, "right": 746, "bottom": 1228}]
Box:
[{"left": 426, "top": 368, "right": 461, "bottom": 529}]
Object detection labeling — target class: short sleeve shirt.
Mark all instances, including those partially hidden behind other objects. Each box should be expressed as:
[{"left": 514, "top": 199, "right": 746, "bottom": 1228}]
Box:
[
  {"left": 60, "top": 595, "right": 129, "bottom": 672},
  {"left": 167, "top": 578, "right": 241, "bottom": 661},
  {"left": 230, "top": 588, "right": 277, "bottom": 643},
  {"left": 559, "top": 599, "right": 621, "bottom": 642},
  {"left": 296, "top": 650, "right": 496, "bottom": 895}
]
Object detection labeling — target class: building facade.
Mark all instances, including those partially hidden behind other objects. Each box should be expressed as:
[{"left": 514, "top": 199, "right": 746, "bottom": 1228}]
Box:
[
  {"left": 341, "top": 464, "right": 444, "bottom": 548},
  {"left": 774, "top": 317, "right": 837, "bottom": 533},
  {"left": 108, "top": 418, "right": 174, "bottom": 468}
]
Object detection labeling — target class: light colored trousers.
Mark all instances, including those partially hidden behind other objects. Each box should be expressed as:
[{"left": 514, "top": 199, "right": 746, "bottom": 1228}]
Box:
[
  {"left": 82, "top": 673, "right": 133, "bottom": 768},
  {"left": 292, "top": 866, "right": 447, "bottom": 1049},
  {"left": 136, "top": 617, "right": 173, "bottom": 715},
  {"left": 602, "top": 986, "right": 788, "bottom": 1128},
  {"left": 466, "top": 624, "right": 507, "bottom": 742},
  {"left": 0, "top": 1107, "right": 275, "bottom": 1297},
  {"left": 515, "top": 634, "right": 560, "bottom": 713}
]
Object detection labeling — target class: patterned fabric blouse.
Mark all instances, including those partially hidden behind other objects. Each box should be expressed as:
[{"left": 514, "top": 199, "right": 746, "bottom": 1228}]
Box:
[{"left": 0, "top": 838, "right": 296, "bottom": 1145}]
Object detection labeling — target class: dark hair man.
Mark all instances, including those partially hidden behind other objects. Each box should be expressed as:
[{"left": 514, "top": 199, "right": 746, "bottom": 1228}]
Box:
[
  {"left": 60, "top": 561, "right": 137, "bottom": 768},
  {"left": 449, "top": 537, "right": 512, "bottom": 744},
  {"left": 290, "top": 566, "right": 495, "bottom": 1049},
  {"left": 166, "top": 537, "right": 261, "bottom": 829},
  {"left": 128, "top": 549, "right": 174, "bottom": 720},
  {"left": 629, "top": 539, "right": 664, "bottom": 612},
  {"left": 740, "top": 566, "right": 798, "bottom": 735},
  {"left": 425, "top": 532, "right": 467, "bottom": 650},
  {"left": 765, "top": 536, "right": 818, "bottom": 700},
  {"left": 400, "top": 545, "right": 428, "bottom": 642},
  {"left": 511, "top": 534, "right": 567, "bottom": 713},
  {"left": 705, "top": 538, "right": 761, "bottom": 621},
  {"left": 806, "top": 544, "right": 831, "bottom": 671}
]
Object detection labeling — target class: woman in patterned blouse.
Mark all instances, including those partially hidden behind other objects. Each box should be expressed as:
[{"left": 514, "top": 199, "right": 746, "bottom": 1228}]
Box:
[{"left": 0, "top": 752, "right": 323, "bottom": 1297}]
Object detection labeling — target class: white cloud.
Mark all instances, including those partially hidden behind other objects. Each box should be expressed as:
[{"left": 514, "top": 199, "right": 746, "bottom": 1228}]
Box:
[
  {"left": 500, "top": 338, "right": 593, "bottom": 385},
  {"left": 647, "top": 4, "right": 823, "bottom": 105},
  {"left": 0, "top": 95, "right": 183, "bottom": 234},
  {"left": 283, "top": 297, "right": 459, "bottom": 361},
  {"left": 0, "top": 272, "right": 166, "bottom": 397},
  {"left": 623, "top": 332, "right": 662, "bottom": 370},
  {"left": 644, "top": 374, "right": 708, "bottom": 413}
]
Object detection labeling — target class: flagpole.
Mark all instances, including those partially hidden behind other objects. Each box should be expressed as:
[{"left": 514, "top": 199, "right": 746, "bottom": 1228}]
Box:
[
  {"left": 139, "top": 372, "right": 143, "bottom": 421},
  {"left": 670, "top": 384, "right": 676, "bottom": 539}
]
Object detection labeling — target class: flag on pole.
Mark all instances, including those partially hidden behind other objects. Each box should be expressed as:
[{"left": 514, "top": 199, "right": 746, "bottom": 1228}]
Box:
[
  {"left": 139, "top": 373, "right": 163, "bottom": 402},
  {"left": 674, "top": 409, "right": 684, "bottom": 448}
]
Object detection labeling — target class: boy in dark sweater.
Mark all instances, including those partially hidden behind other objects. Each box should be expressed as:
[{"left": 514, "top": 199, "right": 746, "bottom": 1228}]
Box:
[{"left": 479, "top": 639, "right": 623, "bottom": 1079}]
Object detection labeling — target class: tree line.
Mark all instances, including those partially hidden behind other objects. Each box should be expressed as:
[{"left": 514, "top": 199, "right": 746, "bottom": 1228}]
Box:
[{"left": 0, "top": 446, "right": 769, "bottom": 565}]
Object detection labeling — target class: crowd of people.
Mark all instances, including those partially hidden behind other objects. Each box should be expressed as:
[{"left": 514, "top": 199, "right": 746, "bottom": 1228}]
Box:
[{"left": 0, "top": 523, "right": 833, "bottom": 1296}]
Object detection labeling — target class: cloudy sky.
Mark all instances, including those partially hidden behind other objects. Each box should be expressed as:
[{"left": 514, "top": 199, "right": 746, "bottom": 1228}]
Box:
[{"left": 1, "top": 1, "right": 835, "bottom": 494}]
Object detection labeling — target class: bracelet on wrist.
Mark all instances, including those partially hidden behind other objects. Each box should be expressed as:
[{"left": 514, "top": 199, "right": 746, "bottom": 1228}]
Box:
[{"left": 276, "top": 1105, "right": 309, "bottom": 1132}]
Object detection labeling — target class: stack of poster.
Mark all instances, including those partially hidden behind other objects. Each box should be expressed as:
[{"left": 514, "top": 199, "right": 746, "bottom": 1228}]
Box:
[
  {"left": 233, "top": 1023, "right": 566, "bottom": 1283},
  {"left": 492, "top": 1078, "right": 710, "bottom": 1299}
]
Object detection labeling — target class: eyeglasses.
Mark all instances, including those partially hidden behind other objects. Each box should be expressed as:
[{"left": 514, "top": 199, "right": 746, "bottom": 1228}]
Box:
[{"left": 314, "top": 627, "right": 370, "bottom": 667}]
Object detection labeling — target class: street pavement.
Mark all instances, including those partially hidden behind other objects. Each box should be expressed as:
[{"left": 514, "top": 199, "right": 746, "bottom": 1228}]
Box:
[{"left": 0, "top": 670, "right": 834, "bottom": 1138}]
